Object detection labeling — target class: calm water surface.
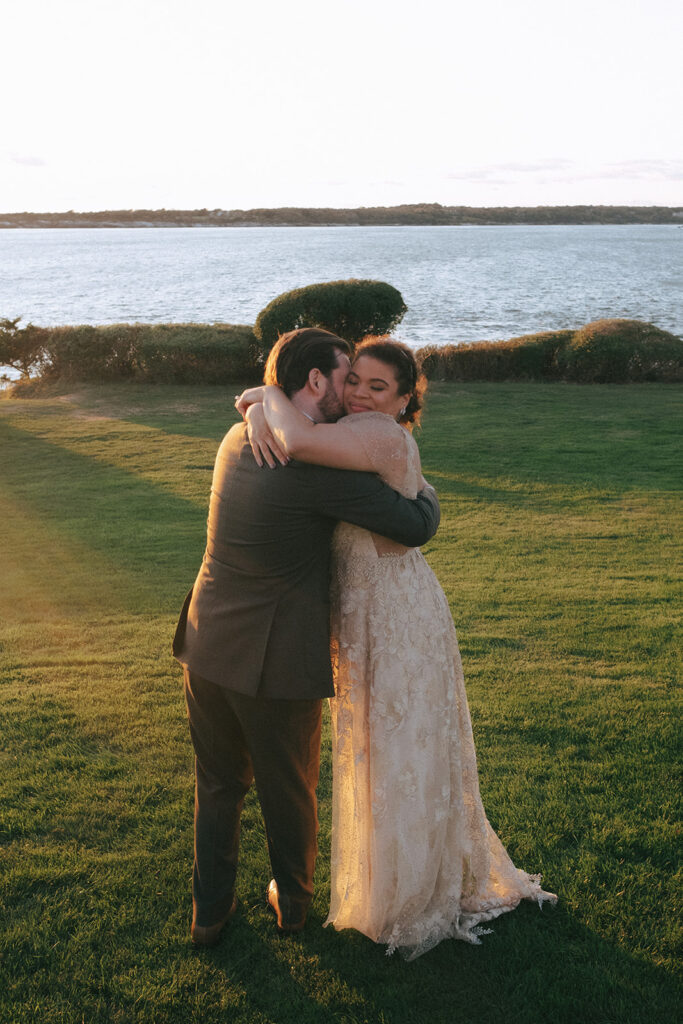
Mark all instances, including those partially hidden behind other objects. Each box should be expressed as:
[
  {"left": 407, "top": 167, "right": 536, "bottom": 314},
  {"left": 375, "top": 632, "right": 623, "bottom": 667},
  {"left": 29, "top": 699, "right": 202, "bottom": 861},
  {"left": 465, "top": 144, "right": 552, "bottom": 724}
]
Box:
[{"left": 0, "top": 225, "right": 681, "bottom": 346}]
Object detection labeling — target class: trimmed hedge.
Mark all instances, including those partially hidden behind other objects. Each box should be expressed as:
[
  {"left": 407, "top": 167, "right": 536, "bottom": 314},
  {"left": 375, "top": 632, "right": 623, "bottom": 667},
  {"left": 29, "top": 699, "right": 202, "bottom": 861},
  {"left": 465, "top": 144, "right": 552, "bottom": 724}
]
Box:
[
  {"left": 3, "top": 314, "right": 681, "bottom": 387},
  {"left": 254, "top": 279, "right": 407, "bottom": 352},
  {"left": 418, "top": 330, "right": 574, "bottom": 382},
  {"left": 132, "top": 324, "right": 259, "bottom": 383},
  {"left": 557, "top": 319, "right": 683, "bottom": 383},
  {"left": 1, "top": 322, "right": 260, "bottom": 384},
  {"left": 418, "top": 320, "right": 682, "bottom": 383}
]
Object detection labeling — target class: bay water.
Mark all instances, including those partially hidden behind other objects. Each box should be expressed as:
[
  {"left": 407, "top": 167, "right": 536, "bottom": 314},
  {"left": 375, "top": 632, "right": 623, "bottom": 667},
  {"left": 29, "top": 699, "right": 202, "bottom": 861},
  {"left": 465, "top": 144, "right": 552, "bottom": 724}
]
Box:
[{"left": 1, "top": 225, "right": 681, "bottom": 353}]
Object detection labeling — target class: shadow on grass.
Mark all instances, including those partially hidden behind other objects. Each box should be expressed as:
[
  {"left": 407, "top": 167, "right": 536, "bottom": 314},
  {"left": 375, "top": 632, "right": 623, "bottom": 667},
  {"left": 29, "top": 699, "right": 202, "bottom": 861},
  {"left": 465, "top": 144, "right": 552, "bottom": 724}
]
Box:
[
  {"left": 25, "top": 384, "right": 245, "bottom": 441},
  {"left": 0, "top": 421, "right": 207, "bottom": 613},
  {"left": 427, "top": 471, "right": 559, "bottom": 510},
  {"left": 203, "top": 899, "right": 679, "bottom": 1024},
  {"left": 0, "top": 683, "right": 187, "bottom": 852},
  {"left": 3, "top": 688, "right": 678, "bottom": 1024},
  {"left": 420, "top": 383, "right": 682, "bottom": 495}
]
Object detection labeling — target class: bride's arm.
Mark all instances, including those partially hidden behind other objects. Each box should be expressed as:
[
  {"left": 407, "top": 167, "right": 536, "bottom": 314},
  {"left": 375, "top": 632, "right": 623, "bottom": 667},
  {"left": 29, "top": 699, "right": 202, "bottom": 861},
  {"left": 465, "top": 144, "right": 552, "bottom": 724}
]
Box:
[
  {"left": 234, "top": 386, "right": 266, "bottom": 418},
  {"left": 244, "top": 403, "right": 289, "bottom": 468},
  {"left": 262, "top": 386, "right": 376, "bottom": 472}
]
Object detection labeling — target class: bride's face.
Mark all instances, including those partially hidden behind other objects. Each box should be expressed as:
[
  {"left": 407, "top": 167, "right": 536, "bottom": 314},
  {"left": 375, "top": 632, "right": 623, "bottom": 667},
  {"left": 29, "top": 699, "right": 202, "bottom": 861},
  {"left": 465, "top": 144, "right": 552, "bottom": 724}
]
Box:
[{"left": 343, "top": 355, "right": 411, "bottom": 419}]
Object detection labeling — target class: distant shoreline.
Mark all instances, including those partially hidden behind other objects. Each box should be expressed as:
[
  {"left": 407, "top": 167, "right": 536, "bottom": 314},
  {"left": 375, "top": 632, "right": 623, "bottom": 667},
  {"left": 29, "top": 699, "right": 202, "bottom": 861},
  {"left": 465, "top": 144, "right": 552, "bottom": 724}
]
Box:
[{"left": 1, "top": 203, "right": 682, "bottom": 229}]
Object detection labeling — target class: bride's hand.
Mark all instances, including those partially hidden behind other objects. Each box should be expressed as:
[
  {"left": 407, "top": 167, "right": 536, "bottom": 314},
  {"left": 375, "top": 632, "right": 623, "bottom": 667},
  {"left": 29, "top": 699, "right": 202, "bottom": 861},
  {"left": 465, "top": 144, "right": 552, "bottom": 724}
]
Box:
[
  {"left": 234, "top": 385, "right": 267, "bottom": 418},
  {"left": 245, "top": 403, "right": 289, "bottom": 468}
]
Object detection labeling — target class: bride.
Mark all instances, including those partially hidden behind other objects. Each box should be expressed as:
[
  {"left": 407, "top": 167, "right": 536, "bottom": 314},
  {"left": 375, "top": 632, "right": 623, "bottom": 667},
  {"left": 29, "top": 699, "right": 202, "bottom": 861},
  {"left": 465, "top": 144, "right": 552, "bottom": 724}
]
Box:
[{"left": 238, "top": 337, "right": 556, "bottom": 959}]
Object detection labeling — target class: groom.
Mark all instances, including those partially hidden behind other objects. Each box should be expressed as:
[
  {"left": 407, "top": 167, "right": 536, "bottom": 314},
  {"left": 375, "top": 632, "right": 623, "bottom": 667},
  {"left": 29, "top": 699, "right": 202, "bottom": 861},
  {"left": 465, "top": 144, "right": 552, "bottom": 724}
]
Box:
[{"left": 173, "top": 327, "right": 440, "bottom": 947}]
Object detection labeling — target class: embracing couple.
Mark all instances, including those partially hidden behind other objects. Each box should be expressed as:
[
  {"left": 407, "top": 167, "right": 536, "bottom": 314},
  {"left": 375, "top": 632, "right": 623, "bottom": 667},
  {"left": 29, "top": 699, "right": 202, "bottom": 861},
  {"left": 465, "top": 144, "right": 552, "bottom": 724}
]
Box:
[{"left": 173, "top": 327, "right": 555, "bottom": 960}]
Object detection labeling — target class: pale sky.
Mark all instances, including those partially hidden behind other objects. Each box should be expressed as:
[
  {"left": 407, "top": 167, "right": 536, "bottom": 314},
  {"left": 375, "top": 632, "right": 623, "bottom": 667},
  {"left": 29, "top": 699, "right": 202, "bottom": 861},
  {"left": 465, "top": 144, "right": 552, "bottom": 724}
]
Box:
[{"left": 1, "top": 0, "right": 681, "bottom": 212}]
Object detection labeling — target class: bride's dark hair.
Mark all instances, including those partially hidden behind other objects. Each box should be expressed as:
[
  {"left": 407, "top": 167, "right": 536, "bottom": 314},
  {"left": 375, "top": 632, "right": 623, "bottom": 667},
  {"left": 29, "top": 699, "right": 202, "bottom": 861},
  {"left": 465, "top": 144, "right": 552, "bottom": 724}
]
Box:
[{"left": 353, "top": 336, "right": 427, "bottom": 427}]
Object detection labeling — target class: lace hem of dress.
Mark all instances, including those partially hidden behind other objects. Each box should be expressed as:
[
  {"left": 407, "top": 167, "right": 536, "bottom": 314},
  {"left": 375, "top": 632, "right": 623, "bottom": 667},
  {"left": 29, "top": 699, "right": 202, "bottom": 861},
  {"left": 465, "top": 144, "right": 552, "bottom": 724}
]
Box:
[{"left": 381, "top": 877, "right": 558, "bottom": 961}]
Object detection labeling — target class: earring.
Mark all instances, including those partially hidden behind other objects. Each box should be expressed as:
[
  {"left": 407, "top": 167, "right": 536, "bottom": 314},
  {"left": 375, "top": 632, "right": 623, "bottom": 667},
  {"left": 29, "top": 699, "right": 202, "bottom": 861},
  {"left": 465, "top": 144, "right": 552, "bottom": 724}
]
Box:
[{"left": 399, "top": 406, "right": 406, "bottom": 417}]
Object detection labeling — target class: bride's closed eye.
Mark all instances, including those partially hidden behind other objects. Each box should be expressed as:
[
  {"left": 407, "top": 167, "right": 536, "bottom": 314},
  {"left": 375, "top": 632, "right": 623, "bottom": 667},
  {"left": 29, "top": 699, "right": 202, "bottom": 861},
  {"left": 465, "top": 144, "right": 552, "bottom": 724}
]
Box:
[{"left": 347, "top": 373, "right": 387, "bottom": 393}]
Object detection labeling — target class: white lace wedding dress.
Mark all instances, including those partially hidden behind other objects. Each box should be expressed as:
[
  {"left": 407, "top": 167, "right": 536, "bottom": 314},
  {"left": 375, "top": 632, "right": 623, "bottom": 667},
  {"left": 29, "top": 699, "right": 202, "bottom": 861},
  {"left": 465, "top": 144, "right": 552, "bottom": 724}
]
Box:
[{"left": 324, "top": 412, "right": 556, "bottom": 959}]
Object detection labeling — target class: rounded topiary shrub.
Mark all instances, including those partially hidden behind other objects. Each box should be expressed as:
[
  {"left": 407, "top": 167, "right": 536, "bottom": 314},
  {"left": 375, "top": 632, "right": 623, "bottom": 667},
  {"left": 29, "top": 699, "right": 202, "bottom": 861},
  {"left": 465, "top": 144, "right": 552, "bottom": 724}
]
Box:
[
  {"left": 254, "top": 279, "right": 407, "bottom": 354},
  {"left": 557, "top": 319, "right": 683, "bottom": 382}
]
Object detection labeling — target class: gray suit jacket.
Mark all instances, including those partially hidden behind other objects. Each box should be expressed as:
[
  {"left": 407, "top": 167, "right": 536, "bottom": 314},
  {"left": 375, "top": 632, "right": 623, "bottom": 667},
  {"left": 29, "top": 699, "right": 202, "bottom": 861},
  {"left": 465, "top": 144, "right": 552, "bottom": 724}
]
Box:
[{"left": 173, "top": 422, "right": 440, "bottom": 699}]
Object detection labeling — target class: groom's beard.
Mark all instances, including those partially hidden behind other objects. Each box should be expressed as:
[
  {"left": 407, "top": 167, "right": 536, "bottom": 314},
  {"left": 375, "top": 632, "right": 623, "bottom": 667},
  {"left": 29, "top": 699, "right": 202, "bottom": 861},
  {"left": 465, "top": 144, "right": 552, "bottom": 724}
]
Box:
[{"left": 317, "top": 381, "right": 345, "bottom": 423}]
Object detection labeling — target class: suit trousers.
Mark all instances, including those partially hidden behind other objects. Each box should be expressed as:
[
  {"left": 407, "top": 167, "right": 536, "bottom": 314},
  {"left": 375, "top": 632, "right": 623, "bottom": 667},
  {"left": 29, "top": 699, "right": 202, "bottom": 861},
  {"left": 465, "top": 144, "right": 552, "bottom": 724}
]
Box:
[{"left": 183, "top": 669, "right": 322, "bottom": 927}]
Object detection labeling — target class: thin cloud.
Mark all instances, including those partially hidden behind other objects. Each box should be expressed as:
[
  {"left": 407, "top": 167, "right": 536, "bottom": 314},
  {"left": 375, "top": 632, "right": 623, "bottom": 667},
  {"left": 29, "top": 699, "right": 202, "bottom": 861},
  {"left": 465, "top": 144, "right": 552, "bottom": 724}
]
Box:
[
  {"left": 446, "top": 159, "right": 683, "bottom": 187},
  {"left": 600, "top": 160, "right": 683, "bottom": 181},
  {"left": 7, "top": 152, "right": 47, "bottom": 167},
  {"left": 447, "top": 160, "right": 574, "bottom": 183}
]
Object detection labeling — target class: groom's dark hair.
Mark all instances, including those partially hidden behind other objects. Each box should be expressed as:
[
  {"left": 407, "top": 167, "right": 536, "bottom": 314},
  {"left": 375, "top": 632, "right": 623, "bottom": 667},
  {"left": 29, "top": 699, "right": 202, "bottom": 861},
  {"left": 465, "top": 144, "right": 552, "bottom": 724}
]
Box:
[{"left": 264, "top": 328, "right": 352, "bottom": 397}]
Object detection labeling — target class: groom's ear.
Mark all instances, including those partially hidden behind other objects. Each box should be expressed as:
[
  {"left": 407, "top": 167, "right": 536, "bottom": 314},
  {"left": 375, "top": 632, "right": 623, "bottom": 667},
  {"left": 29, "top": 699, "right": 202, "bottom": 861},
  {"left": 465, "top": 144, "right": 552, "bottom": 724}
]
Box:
[{"left": 307, "top": 367, "right": 325, "bottom": 395}]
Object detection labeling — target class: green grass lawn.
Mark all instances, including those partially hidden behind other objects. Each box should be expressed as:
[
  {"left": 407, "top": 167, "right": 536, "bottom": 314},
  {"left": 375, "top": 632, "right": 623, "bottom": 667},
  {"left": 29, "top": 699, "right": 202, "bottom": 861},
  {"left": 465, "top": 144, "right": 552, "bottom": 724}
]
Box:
[{"left": 1, "top": 381, "right": 680, "bottom": 1024}]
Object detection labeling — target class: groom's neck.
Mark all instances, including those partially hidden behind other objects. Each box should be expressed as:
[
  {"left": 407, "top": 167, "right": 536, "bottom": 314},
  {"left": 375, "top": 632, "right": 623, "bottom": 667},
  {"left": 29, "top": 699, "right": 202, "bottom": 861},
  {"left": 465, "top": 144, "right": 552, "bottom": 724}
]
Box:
[{"left": 290, "top": 390, "right": 320, "bottom": 424}]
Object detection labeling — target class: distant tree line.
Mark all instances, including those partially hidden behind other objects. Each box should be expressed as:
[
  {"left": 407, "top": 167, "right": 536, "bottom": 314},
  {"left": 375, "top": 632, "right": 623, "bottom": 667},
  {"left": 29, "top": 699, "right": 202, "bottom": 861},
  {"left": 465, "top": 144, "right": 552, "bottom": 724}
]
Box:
[{"left": 1, "top": 203, "right": 682, "bottom": 228}]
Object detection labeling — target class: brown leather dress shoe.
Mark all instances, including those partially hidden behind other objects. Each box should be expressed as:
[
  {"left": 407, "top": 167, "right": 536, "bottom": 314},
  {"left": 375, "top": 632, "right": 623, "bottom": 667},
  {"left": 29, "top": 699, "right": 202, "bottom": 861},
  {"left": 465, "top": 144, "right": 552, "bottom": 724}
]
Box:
[
  {"left": 191, "top": 897, "right": 238, "bottom": 948},
  {"left": 266, "top": 879, "right": 307, "bottom": 934}
]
